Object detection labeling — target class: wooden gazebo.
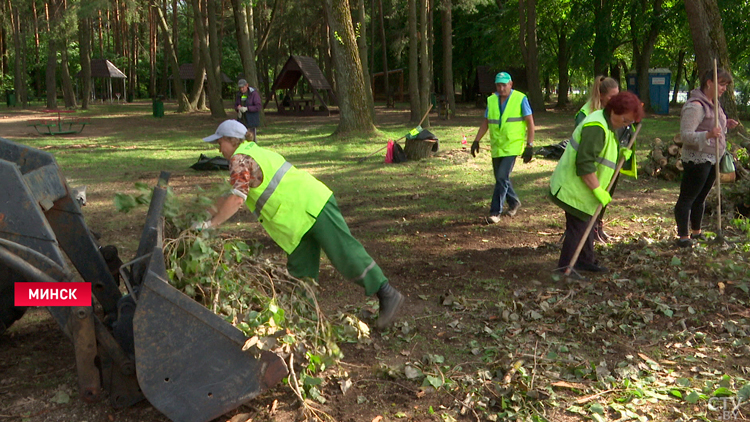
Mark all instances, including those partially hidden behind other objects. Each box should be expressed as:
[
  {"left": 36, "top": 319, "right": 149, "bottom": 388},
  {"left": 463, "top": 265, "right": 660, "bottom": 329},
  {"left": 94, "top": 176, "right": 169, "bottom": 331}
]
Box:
[
  {"left": 263, "top": 55, "right": 337, "bottom": 115},
  {"left": 76, "top": 59, "right": 126, "bottom": 103}
]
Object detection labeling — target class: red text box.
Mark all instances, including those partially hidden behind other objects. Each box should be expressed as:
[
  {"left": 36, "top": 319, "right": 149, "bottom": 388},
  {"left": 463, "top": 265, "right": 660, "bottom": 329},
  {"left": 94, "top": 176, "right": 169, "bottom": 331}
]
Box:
[{"left": 15, "top": 282, "right": 92, "bottom": 307}]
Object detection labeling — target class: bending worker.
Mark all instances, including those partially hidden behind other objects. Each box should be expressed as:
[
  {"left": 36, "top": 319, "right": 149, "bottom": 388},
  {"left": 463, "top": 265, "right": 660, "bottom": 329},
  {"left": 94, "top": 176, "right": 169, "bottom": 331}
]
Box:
[
  {"left": 549, "top": 91, "right": 644, "bottom": 274},
  {"left": 471, "top": 72, "right": 535, "bottom": 223},
  {"left": 574, "top": 76, "right": 637, "bottom": 244},
  {"left": 193, "top": 120, "right": 404, "bottom": 328}
]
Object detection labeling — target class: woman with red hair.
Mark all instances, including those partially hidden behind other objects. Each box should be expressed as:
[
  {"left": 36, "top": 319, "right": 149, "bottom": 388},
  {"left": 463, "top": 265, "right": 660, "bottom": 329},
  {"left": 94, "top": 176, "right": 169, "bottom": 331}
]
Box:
[{"left": 549, "top": 91, "right": 644, "bottom": 274}]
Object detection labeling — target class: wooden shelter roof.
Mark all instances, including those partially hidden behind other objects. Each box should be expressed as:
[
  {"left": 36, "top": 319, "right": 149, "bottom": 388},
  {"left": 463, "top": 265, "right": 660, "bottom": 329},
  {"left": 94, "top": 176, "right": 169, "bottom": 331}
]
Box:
[
  {"left": 271, "top": 56, "right": 331, "bottom": 91},
  {"left": 76, "top": 59, "right": 126, "bottom": 79}
]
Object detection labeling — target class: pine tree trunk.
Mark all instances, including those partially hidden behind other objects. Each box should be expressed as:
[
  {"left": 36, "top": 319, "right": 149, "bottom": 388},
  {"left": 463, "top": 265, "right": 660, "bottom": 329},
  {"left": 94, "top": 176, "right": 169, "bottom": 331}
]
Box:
[
  {"left": 11, "top": 1, "right": 27, "bottom": 106},
  {"left": 377, "top": 0, "right": 390, "bottom": 107},
  {"left": 407, "top": 0, "right": 420, "bottom": 122},
  {"left": 60, "top": 43, "right": 76, "bottom": 108},
  {"left": 441, "top": 0, "right": 455, "bottom": 115},
  {"left": 46, "top": 37, "right": 57, "bottom": 109},
  {"left": 324, "top": 0, "right": 376, "bottom": 135},
  {"left": 246, "top": 4, "right": 265, "bottom": 125},
  {"left": 192, "top": 0, "right": 225, "bottom": 117},
  {"left": 232, "top": 0, "right": 264, "bottom": 124},
  {"left": 356, "top": 0, "right": 374, "bottom": 117},
  {"left": 151, "top": 0, "right": 191, "bottom": 112},
  {"left": 418, "top": 0, "right": 431, "bottom": 128},
  {"left": 78, "top": 16, "right": 92, "bottom": 109}
]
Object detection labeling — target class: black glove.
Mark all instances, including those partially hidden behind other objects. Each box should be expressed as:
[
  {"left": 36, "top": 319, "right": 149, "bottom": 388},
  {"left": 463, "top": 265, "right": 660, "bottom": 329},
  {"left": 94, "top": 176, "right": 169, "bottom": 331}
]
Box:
[
  {"left": 471, "top": 140, "right": 480, "bottom": 157},
  {"left": 522, "top": 145, "right": 534, "bottom": 163}
]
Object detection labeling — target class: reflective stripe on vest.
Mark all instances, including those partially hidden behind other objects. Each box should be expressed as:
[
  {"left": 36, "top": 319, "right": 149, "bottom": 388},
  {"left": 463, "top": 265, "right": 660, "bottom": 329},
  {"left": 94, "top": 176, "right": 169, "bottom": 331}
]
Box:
[
  {"left": 252, "top": 161, "right": 292, "bottom": 219},
  {"left": 567, "top": 138, "right": 617, "bottom": 170},
  {"left": 549, "top": 110, "right": 618, "bottom": 216},
  {"left": 486, "top": 90, "right": 528, "bottom": 157},
  {"left": 234, "top": 142, "right": 332, "bottom": 254}
]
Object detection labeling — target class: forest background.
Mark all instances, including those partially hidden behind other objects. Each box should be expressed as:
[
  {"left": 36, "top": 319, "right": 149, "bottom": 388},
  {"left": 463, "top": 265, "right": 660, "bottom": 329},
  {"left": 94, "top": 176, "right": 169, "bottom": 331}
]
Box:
[{"left": 2, "top": 0, "right": 750, "bottom": 134}]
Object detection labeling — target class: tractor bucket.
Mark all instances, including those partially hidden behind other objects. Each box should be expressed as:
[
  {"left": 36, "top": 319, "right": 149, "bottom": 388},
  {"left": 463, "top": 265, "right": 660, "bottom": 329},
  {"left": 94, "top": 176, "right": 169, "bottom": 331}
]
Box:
[{"left": 133, "top": 248, "right": 288, "bottom": 422}]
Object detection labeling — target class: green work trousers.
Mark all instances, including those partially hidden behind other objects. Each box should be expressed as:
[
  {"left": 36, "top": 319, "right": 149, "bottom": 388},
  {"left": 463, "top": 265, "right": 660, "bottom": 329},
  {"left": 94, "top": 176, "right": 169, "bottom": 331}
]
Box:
[{"left": 287, "top": 196, "right": 387, "bottom": 296}]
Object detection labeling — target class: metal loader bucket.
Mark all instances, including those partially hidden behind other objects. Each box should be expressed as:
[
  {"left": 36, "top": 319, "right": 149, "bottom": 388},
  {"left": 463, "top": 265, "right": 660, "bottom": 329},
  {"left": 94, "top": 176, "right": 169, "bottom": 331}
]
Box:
[{"left": 133, "top": 247, "right": 288, "bottom": 422}]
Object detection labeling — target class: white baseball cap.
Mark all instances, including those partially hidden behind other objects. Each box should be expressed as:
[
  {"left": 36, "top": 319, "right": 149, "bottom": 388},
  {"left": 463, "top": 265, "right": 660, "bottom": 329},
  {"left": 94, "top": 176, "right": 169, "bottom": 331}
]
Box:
[{"left": 203, "top": 120, "right": 247, "bottom": 143}]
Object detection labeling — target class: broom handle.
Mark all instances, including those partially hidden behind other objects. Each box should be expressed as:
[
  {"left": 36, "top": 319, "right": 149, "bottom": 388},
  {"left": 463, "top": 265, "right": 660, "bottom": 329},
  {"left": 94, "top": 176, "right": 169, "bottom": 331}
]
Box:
[
  {"left": 563, "top": 123, "right": 642, "bottom": 276},
  {"left": 714, "top": 59, "right": 723, "bottom": 237}
]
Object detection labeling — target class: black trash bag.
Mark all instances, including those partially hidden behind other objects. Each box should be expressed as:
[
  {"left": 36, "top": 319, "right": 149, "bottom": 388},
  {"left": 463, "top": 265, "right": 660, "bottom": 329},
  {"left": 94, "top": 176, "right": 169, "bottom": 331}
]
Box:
[
  {"left": 536, "top": 140, "right": 568, "bottom": 160},
  {"left": 190, "top": 154, "right": 230, "bottom": 171},
  {"left": 393, "top": 142, "right": 408, "bottom": 163}
]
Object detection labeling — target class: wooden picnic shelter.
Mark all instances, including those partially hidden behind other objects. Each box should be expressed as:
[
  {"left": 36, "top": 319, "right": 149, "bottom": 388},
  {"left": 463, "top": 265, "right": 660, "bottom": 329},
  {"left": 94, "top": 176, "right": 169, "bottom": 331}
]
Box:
[
  {"left": 263, "top": 55, "right": 337, "bottom": 116},
  {"left": 76, "top": 59, "right": 126, "bottom": 103}
]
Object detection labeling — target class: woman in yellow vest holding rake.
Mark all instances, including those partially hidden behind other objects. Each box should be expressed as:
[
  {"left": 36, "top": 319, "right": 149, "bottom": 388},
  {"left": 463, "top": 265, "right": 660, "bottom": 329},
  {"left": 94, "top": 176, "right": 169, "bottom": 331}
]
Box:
[{"left": 550, "top": 91, "right": 644, "bottom": 274}]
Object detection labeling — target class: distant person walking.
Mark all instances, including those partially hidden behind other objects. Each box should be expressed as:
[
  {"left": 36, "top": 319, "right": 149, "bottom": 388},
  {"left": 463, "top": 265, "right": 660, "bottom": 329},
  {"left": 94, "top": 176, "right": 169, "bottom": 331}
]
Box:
[
  {"left": 674, "top": 68, "right": 739, "bottom": 248},
  {"left": 235, "top": 79, "right": 262, "bottom": 140},
  {"left": 471, "top": 72, "right": 535, "bottom": 223}
]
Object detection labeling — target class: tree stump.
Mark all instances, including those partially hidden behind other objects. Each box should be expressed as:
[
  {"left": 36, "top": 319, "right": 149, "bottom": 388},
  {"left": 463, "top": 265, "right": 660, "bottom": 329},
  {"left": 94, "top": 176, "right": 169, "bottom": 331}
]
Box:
[{"left": 404, "top": 138, "right": 437, "bottom": 160}]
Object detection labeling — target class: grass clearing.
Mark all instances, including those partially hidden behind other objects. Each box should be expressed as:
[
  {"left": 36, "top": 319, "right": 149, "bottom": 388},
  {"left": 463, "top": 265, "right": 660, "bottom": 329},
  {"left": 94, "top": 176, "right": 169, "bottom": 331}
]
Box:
[{"left": 1, "top": 101, "right": 749, "bottom": 421}]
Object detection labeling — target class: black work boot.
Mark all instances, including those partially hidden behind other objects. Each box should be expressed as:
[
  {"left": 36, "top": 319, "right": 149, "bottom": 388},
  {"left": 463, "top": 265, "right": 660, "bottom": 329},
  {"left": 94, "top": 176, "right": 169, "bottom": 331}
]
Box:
[{"left": 376, "top": 282, "right": 404, "bottom": 329}]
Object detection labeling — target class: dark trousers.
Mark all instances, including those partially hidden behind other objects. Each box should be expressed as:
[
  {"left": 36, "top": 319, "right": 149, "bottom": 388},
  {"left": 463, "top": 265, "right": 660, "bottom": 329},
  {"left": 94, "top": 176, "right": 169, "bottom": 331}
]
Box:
[
  {"left": 674, "top": 161, "right": 716, "bottom": 237},
  {"left": 490, "top": 156, "right": 520, "bottom": 215},
  {"left": 558, "top": 211, "right": 597, "bottom": 269}
]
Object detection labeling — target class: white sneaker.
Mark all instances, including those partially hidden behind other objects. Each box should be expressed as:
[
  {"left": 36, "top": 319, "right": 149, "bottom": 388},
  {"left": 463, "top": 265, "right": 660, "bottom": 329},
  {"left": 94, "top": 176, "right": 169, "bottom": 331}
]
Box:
[{"left": 488, "top": 215, "right": 501, "bottom": 224}]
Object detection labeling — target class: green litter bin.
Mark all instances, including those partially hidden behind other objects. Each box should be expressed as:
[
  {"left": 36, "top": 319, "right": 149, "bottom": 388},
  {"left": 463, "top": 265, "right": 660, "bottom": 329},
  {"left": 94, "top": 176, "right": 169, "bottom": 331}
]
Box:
[
  {"left": 6, "top": 90, "right": 16, "bottom": 107},
  {"left": 152, "top": 98, "right": 164, "bottom": 118}
]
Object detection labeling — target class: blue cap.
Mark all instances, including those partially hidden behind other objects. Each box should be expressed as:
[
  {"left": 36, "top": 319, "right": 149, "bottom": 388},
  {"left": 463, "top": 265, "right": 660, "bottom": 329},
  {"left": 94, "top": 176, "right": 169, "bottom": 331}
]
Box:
[{"left": 495, "top": 72, "right": 512, "bottom": 84}]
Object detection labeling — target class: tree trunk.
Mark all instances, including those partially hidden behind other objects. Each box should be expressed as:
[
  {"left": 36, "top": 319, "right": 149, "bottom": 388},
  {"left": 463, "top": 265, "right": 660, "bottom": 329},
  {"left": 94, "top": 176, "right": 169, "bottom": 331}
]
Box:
[
  {"left": 555, "top": 21, "right": 570, "bottom": 108},
  {"left": 377, "top": 0, "right": 391, "bottom": 107},
  {"left": 670, "top": 50, "right": 685, "bottom": 105},
  {"left": 46, "top": 37, "right": 57, "bottom": 109},
  {"left": 324, "top": 0, "right": 377, "bottom": 135},
  {"left": 441, "top": 0, "right": 455, "bottom": 115},
  {"left": 150, "top": 0, "right": 191, "bottom": 111},
  {"left": 232, "top": 0, "right": 264, "bottom": 124},
  {"left": 79, "top": 16, "right": 92, "bottom": 109},
  {"left": 148, "top": 7, "right": 156, "bottom": 98},
  {"left": 60, "top": 42, "right": 76, "bottom": 108},
  {"left": 418, "top": 0, "right": 431, "bottom": 128},
  {"left": 632, "top": 0, "right": 664, "bottom": 112},
  {"left": 356, "top": 0, "right": 374, "bottom": 118},
  {"left": 246, "top": 4, "right": 264, "bottom": 124},
  {"left": 10, "top": 0, "right": 27, "bottom": 106},
  {"left": 407, "top": 0, "right": 420, "bottom": 122},
  {"left": 192, "top": 0, "right": 225, "bottom": 117},
  {"left": 684, "top": 0, "right": 738, "bottom": 119},
  {"left": 518, "top": 0, "right": 543, "bottom": 112}
]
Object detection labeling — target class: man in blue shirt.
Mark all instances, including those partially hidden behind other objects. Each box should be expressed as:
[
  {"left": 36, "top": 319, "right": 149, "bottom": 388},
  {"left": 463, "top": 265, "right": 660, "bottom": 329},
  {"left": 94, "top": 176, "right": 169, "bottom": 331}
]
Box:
[{"left": 471, "top": 72, "right": 535, "bottom": 223}]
